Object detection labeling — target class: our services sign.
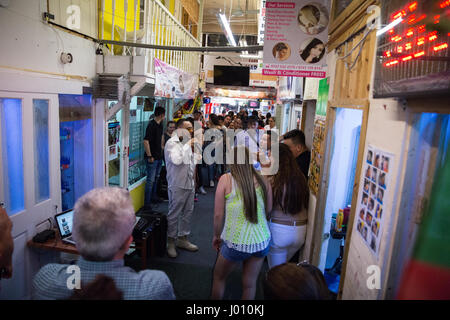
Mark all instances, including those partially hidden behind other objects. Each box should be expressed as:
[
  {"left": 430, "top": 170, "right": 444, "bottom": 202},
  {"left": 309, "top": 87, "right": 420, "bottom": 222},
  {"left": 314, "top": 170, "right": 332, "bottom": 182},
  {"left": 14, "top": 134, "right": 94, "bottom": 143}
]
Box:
[{"left": 262, "top": 0, "right": 330, "bottom": 78}]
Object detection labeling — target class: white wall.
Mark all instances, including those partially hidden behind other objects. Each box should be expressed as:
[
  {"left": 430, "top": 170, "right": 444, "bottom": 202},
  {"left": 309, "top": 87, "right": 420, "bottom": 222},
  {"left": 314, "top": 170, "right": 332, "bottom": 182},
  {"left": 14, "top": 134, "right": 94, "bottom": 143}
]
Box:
[{"left": 0, "top": 0, "right": 97, "bottom": 87}]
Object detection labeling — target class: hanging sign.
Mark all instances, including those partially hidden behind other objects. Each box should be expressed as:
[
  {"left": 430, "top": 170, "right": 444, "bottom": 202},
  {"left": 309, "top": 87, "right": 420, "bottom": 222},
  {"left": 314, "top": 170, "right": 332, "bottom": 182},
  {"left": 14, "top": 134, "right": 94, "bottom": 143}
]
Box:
[
  {"left": 356, "top": 145, "right": 394, "bottom": 259},
  {"left": 154, "top": 58, "right": 197, "bottom": 99},
  {"left": 262, "top": 0, "right": 330, "bottom": 78},
  {"left": 309, "top": 77, "right": 329, "bottom": 195}
]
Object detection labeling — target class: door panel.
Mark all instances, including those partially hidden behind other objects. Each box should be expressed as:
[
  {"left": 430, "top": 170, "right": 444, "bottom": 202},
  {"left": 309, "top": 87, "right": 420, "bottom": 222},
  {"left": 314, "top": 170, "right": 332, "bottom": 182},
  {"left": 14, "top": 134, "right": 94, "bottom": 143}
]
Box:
[{"left": 0, "top": 92, "right": 61, "bottom": 299}]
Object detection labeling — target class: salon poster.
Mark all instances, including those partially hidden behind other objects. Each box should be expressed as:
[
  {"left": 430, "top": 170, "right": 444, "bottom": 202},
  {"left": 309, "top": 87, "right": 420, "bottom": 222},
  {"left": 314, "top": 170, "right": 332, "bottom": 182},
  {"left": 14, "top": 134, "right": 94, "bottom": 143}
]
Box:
[
  {"left": 154, "top": 58, "right": 197, "bottom": 99},
  {"left": 356, "top": 145, "right": 394, "bottom": 259},
  {"left": 308, "top": 77, "right": 329, "bottom": 195},
  {"left": 262, "top": 0, "right": 329, "bottom": 78}
]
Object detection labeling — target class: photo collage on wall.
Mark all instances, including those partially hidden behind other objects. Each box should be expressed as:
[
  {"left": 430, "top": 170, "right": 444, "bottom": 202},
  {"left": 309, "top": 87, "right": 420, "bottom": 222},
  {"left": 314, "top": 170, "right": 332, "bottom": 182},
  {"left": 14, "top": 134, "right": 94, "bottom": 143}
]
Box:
[{"left": 356, "top": 145, "right": 394, "bottom": 258}]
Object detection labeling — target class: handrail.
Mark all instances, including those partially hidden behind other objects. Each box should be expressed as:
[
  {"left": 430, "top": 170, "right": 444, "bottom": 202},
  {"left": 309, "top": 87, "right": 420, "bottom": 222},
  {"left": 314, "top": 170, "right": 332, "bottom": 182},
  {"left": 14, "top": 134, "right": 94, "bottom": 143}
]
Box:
[{"left": 152, "top": 0, "right": 201, "bottom": 46}]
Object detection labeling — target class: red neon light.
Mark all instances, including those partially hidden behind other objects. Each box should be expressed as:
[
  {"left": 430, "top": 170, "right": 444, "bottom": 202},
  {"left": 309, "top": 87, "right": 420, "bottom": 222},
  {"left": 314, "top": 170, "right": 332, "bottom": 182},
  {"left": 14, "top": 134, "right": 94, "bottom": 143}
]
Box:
[
  {"left": 397, "top": 45, "right": 404, "bottom": 53},
  {"left": 440, "top": 0, "right": 450, "bottom": 9},
  {"left": 384, "top": 59, "right": 399, "bottom": 67},
  {"left": 408, "top": 1, "right": 418, "bottom": 12},
  {"left": 402, "top": 55, "right": 413, "bottom": 62},
  {"left": 391, "top": 35, "right": 403, "bottom": 42},
  {"left": 406, "top": 28, "right": 414, "bottom": 37},
  {"left": 433, "top": 43, "right": 448, "bottom": 51},
  {"left": 389, "top": 29, "right": 395, "bottom": 35},
  {"left": 405, "top": 42, "right": 412, "bottom": 50},
  {"left": 384, "top": 51, "right": 392, "bottom": 57},
  {"left": 392, "top": 10, "right": 407, "bottom": 20},
  {"left": 417, "top": 37, "right": 425, "bottom": 46},
  {"left": 413, "top": 51, "right": 425, "bottom": 58},
  {"left": 434, "top": 15, "right": 440, "bottom": 24},
  {"left": 418, "top": 25, "right": 426, "bottom": 33},
  {"left": 429, "top": 34, "right": 438, "bottom": 41}
]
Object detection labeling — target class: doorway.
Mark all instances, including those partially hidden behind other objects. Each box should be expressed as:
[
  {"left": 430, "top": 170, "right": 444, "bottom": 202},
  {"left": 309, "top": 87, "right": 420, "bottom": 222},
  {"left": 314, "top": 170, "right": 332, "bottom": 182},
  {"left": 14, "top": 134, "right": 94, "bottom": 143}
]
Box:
[
  {"left": 314, "top": 105, "right": 365, "bottom": 295},
  {"left": 0, "top": 93, "right": 61, "bottom": 299}
]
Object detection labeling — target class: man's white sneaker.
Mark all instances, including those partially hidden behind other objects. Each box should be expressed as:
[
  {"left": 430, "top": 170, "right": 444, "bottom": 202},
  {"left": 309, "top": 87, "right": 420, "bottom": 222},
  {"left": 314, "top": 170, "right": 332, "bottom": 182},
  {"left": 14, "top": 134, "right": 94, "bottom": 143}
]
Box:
[{"left": 199, "top": 186, "right": 207, "bottom": 194}]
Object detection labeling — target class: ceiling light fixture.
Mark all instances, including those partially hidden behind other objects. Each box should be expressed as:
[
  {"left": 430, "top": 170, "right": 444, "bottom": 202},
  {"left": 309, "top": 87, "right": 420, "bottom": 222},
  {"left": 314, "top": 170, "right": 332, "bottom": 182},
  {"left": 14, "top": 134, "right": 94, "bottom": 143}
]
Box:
[{"left": 218, "top": 13, "right": 237, "bottom": 46}]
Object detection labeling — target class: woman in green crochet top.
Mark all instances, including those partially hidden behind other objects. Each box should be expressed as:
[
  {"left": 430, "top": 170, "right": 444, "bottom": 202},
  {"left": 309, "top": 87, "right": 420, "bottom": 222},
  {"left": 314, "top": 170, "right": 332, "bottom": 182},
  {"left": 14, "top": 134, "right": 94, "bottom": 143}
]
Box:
[{"left": 211, "top": 146, "right": 273, "bottom": 300}]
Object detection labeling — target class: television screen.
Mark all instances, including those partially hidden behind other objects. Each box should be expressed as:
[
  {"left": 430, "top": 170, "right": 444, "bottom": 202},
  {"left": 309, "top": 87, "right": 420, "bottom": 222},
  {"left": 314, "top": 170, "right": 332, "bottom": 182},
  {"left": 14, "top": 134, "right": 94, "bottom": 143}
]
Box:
[
  {"left": 214, "top": 66, "right": 250, "bottom": 86},
  {"left": 249, "top": 100, "right": 259, "bottom": 108}
]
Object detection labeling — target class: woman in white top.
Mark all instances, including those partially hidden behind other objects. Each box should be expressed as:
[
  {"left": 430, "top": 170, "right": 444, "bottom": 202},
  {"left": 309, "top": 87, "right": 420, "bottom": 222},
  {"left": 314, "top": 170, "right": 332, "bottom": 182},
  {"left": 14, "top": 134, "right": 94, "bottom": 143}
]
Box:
[{"left": 267, "top": 143, "right": 309, "bottom": 268}]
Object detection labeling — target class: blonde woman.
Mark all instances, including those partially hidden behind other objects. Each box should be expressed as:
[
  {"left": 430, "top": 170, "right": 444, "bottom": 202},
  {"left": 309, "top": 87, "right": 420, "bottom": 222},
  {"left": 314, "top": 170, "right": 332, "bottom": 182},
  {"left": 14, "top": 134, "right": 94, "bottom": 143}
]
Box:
[{"left": 211, "top": 146, "right": 273, "bottom": 300}]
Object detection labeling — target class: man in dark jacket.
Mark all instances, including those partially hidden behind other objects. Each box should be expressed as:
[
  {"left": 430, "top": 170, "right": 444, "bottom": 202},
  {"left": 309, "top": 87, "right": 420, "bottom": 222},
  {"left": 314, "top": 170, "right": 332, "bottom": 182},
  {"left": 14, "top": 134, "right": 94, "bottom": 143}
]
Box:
[
  {"left": 143, "top": 106, "right": 165, "bottom": 210},
  {"left": 282, "top": 129, "right": 311, "bottom": 180}
]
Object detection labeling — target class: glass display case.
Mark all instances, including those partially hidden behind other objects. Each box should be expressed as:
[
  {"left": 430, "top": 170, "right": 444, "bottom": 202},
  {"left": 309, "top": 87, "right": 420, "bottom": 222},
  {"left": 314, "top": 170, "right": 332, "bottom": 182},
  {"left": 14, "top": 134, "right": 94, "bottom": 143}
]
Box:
[{"left": 59, "top": 94, "right": 94, "bottom": 211}]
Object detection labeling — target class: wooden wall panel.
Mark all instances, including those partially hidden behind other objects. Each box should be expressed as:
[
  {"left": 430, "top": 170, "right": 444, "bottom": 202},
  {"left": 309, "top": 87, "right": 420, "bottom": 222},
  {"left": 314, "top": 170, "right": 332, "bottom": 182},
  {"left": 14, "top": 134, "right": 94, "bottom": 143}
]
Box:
[{"left": 181, "top": 0, "right": 199, "bottom": 23}]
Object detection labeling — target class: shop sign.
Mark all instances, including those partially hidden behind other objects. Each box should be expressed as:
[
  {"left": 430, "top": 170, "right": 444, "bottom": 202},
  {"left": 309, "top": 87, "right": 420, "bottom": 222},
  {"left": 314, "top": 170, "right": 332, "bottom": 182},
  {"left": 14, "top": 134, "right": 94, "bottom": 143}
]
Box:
[
  {"left": 262, "top": 0, "right": 330, "bottom": 78},
  {"left": 154, "top": 58, "right": 197, "bottom": 99}
]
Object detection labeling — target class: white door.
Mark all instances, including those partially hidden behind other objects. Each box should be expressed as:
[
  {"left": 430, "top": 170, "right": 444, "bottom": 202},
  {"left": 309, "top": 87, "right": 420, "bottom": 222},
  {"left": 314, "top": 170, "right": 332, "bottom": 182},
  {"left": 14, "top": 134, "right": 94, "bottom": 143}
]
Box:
[{"left": 0, "top": 92, "right": 61, "bottom": 299}]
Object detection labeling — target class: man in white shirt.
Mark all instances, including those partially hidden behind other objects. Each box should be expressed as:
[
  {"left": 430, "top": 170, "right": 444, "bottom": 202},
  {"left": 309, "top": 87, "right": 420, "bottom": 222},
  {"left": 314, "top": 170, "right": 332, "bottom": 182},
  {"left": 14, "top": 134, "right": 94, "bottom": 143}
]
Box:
[
  {"left": 235, "top": 117, "right": 262, "bottom": 170},
  {"left": 164, "top": 119, "right": 201, "bottom": 258}
]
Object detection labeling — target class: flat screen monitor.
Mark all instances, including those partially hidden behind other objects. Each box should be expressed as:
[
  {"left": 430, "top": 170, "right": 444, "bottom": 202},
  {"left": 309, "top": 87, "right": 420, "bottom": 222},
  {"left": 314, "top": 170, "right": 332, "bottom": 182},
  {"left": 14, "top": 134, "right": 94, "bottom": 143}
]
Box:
[{"left": 214, "top": 66, "right": 250, "bottom": 86}]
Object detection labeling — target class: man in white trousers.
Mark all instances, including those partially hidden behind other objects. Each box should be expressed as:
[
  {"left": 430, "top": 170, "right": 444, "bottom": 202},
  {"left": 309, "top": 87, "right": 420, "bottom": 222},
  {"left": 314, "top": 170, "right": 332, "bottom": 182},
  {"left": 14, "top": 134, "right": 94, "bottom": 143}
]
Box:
[{"left": 164, "top": 118, "right": 201, "bottom": 258}]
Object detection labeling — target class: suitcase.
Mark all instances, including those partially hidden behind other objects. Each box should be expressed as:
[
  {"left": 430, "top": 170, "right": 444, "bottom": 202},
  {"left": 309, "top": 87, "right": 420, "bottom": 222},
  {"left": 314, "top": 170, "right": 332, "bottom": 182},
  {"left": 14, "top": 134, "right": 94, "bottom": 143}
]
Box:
[{"left": 137, "top": 210, "right": 167, "bottom": 257}]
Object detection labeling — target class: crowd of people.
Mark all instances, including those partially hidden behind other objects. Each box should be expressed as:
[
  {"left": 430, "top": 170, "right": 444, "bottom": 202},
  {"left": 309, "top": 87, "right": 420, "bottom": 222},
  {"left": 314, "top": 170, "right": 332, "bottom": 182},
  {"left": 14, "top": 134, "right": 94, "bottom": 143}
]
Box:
[{"left": 0, "top": 105, "right": 332, "bottom": 301}]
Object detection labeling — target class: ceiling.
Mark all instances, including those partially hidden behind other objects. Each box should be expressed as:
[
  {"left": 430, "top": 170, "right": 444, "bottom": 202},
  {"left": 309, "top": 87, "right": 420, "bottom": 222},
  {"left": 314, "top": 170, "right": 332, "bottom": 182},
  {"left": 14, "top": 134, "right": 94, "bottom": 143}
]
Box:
[{"left": 202, "top": 0, "right": 260, "bottom": 36}]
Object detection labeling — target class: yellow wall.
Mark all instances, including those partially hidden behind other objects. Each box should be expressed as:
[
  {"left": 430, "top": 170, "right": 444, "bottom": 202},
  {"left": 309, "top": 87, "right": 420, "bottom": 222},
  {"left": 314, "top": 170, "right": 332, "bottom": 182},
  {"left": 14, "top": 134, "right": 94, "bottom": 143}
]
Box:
[
  {"left": 100, "top": 0, "right": 141, "bottom": 53},
  {"left": 130, "top": 182, "right": 145, "bottom": 213}
]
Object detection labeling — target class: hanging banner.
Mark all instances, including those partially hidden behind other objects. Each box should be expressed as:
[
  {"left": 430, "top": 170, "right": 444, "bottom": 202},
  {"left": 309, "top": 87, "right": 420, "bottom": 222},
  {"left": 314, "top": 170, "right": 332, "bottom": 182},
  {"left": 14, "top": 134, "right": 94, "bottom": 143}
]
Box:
[
  {"left": 356, "top": 145, "right": 395, "bottom": 259},
  {"left": 309, "top": 77, "right": 329, "bottom": 195},
  {"left": 262, "top": 0, "right": 330, "bottom": 78},
  {"left": 154, "top": 58, "right": 197, "bottom": 99}
]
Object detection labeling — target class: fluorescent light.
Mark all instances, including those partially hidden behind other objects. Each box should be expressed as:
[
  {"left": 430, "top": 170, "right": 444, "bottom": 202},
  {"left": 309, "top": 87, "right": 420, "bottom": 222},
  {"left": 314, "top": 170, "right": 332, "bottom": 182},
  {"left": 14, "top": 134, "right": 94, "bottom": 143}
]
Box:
[
  {"left": 218, "top": 13, "right": 237, "bottom": 46},
  {"left": 376, "top": 18, "right": 403, "bottom": 36}
]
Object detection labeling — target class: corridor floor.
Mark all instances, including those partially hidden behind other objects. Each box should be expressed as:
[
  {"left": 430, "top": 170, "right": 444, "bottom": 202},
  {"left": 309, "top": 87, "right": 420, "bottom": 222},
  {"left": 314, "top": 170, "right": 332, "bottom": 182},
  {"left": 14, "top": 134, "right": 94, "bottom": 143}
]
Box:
[{"left": 128, "top": 186, "right": 268, "bottom": 300}]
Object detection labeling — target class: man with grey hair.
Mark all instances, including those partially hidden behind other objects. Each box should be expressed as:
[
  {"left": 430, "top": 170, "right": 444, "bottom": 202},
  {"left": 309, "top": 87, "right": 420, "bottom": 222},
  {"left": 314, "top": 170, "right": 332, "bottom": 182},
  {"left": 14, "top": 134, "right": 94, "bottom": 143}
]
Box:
[{"left": 32, "top": 187, "right": 175, "bottom": 300}]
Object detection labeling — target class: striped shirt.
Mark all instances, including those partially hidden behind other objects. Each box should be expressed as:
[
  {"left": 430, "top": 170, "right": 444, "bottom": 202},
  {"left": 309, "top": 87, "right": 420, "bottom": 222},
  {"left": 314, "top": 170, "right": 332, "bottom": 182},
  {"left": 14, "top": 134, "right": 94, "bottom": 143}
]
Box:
[{"left": 32, "top": 258, "right": 175, "bottom": 300}]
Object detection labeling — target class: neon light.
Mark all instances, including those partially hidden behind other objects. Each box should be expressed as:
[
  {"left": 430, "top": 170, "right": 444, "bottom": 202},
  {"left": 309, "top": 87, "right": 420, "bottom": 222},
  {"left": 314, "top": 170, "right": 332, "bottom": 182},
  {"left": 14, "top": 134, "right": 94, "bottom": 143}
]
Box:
[
  {"left": 384, "top": 59, "right": 399, "bottom": 67},
  {"left": 417, "top": 37, "right": 425, "bottom": 45},
  {"left": 389, "top": 29, "right": 395, "bottom": 35},
  {"left": 402, "top": 55, "right": 413, "bottom": 61},
  {"left": 408, "top": 1, "right": 418, "bottom": 12},
  {"left": 433, "top": 43, "right": 448, "bottom": 51},
  {"left": 413, "top": 51, "right": 425, "bottom": 58},
  {"left": 418, "top": 25, "right": 426, "bottom": 33},
  {"left": 391, "top": 35, "right": 402, "bottom": 42},
  {"left": 392, "top": 10, "right": 407, "bottom": 21},
  {"left": 397, "top": 45, "right": 403, "bottom": 53},
  {"left": 385, "top": 51, "right": 392, "bottom": 57},
  {"left": 405, "top": 42, "right": 412, "bottom": 50},
  {"left": 406, "top": 28, "right": 414, "bottom": 37},
  {"left": 429, "top": 31, "right": 438, "bottom": 41},
  {"left": 440, "top": 0, "right": 450, "bottom": 9}
]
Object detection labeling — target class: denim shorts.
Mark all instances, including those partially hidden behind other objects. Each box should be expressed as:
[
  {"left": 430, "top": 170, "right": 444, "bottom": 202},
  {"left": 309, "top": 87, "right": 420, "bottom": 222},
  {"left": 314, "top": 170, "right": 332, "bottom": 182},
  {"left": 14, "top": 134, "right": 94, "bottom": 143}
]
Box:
[{"left": 220, "top": 243, "right": 270, "bottom": 262}]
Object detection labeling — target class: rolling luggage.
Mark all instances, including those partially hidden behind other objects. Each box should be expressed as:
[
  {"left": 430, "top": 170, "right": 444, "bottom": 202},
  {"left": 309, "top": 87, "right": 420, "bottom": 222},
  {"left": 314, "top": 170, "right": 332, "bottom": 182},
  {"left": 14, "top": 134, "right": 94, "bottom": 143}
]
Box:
[{"left": 137, "top": 210, "right": 168, "bottom": 257}]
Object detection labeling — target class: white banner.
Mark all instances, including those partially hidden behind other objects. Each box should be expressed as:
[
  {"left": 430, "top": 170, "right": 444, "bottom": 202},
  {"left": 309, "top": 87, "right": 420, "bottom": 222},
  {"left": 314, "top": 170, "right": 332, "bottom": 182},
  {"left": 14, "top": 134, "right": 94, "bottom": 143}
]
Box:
[
  {"left": 154, "top": 58, "right": 197, "bottom": 99},
  {"left": 262, "top": 0, "right": 330, "bottom": 78}
]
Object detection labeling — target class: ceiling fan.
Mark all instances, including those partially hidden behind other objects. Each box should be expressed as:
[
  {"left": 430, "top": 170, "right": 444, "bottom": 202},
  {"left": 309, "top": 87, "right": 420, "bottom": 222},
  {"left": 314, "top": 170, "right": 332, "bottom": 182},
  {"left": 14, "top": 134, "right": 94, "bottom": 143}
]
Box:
[{"left": 231, "top": 0, "right": 260, "bottom": 17}]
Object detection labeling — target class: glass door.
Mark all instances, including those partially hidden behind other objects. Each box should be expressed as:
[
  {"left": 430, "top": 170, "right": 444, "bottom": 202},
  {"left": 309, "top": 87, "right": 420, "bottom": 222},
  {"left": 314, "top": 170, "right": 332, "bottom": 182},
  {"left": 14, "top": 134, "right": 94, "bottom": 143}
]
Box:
[{"left": 0, "top": 93, "right": 61, "bottom": 299}]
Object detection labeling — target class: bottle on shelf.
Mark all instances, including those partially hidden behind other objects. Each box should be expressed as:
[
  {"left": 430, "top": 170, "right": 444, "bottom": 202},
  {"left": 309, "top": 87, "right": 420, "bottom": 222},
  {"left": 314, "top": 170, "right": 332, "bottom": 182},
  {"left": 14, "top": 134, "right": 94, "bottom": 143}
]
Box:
[{"left": 336, "top": 209, "right": 344, "bottom": 232}]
